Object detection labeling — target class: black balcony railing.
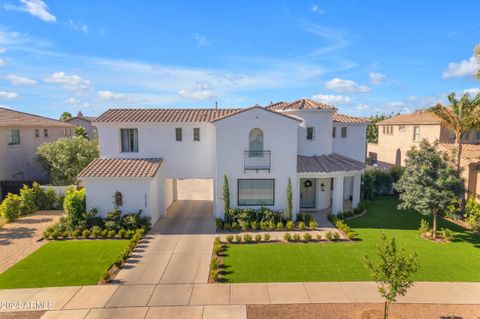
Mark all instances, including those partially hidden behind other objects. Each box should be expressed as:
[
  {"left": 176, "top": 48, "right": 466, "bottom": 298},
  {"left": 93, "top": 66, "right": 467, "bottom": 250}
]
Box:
[{"left": 244, "top": 150, "right": 271, "bottom": 172}]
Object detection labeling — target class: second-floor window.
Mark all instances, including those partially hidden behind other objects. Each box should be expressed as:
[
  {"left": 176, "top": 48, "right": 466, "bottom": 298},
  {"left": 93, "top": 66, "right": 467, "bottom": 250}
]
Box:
[
  {"left": 306, "top": 127, "right": 315, "bottom": 140},
  {"left": 121, "top": 128, "right": 139, "bottom": 152},
  {"left": 413, "top": 126, "right": 420, "bottom": 141},
  {"left": 193, "top": 128, "right": 200, "bottom": 141},
  {"left": 44, "top": 128, "right": 49, "bottom": 138},
  {"left": 8, "top": 129, "right": 20, "bottom": 145},
  {"left": 399, "top": 126, "right": 406, "bottom": 132},
  {"left": 35, "top": 129, "right": 40, "bottom": 138},
  {"left": 249, "top": 128, "right": 263, "bottom": 156},
  {"left": 341, "top": 127, "right": 347, "bottom": 138},
  {"left": 175, "top": 128, "right": 182, "bottom": 141},
  {"left": 332, "top": 127, "right": 336, "bottom": 138}
]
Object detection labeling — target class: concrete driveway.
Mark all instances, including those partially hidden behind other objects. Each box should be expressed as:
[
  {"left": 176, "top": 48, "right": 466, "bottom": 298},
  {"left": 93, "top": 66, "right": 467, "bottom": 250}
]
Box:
[{"left": 114, "top": 200, "right": 215, "bottom": 285}]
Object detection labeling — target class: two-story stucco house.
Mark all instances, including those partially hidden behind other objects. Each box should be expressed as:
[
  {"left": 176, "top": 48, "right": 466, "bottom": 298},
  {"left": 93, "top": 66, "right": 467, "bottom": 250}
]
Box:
[
  {"left": 0, "top": 107, "right": 75, "bottom": 199},
  {"left": 367, "top": 112, "right": 480, "bottom": 199},
  {"left": 65, "top": 111, "right": 98, "bottom": 139},
  {"left": 78, "top": 99, "right": 369, "bottom": 223}
]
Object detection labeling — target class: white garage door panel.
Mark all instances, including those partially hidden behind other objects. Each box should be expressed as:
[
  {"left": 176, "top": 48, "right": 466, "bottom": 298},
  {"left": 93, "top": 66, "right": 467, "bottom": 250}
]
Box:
[{"left": 176, "top": 179, "right": 213, "bottom": 200}]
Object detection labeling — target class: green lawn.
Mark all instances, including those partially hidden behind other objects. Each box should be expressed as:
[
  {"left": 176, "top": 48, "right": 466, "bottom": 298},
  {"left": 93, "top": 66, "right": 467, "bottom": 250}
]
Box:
[
  {"left": 222, "top": 197, "right": 480, "bottom": 282},
  {"left": 0, "top": 240, "right": 130, "bottom": 289}
]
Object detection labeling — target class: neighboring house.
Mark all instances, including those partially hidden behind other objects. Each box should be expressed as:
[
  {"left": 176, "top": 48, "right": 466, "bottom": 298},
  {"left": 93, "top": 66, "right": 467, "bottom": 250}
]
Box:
[
  {"left": 78, "top": 99, "right": 369, "bottom": 223},
  {"left": 65, "top": 111, "right": 98, "bottom": 139},
  {"left": 0, "top": 107, "right": 76, "bottom": 199},
  {"left": 367, "top": 112, "right": 480, "bottom": 199}
]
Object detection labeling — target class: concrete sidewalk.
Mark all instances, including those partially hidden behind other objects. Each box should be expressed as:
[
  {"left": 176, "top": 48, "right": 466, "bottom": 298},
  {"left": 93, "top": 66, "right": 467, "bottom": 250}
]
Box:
[{"left": 1, "top": 282, "right": 479, "bottom": 318}]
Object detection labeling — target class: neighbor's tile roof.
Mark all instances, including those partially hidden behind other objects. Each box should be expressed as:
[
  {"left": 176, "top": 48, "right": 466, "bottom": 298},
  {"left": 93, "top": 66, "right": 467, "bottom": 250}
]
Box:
[
  {"left": 95, "top": 108, "right": 242, "bottom": 123},
  {"left": 0, "top": 107, "right": 76, "bottom": 128},
  {"left": 378, "top": 113, "right": 441, "bottom": 125},
  {"left": 78, "top": 158, "right": 162, "bottom": 178},
  {"left": 333, "top": 113, "right": 370, "bottom": 124},
  {"left": 297, "top": 153, "right": 365, "bottom": 173},
  {"left": 438, "top": 143, "right": 480, "bottom": 163},
  {"left": 266, "top": 99, "right": 336, "bottom": 111}
]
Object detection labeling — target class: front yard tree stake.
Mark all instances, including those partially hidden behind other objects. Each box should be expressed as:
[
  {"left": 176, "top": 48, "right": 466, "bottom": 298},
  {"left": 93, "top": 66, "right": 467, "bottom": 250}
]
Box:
[
  {"left": 222, "top": 175, "right": 230, "bottom": 216},
  {"left": 365, "top": 233, "right": 419, "bottom": 319},
  {"left": 286, "top": 177, "right": 293, "bottom": 220},
  {"left": 394, "top": 140, "right": 463, "bottom": 238}
]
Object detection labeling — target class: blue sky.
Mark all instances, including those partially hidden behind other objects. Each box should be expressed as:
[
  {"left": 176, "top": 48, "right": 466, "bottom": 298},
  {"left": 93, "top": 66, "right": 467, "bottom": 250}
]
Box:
[{"left": 0, "top": 0, "right": 479, "bottom": 119}]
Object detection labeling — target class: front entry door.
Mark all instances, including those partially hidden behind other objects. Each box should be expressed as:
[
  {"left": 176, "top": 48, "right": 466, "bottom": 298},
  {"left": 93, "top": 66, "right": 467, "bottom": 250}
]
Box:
[{"left": 300, "top": 178, "right": 316, "bottom": 208}]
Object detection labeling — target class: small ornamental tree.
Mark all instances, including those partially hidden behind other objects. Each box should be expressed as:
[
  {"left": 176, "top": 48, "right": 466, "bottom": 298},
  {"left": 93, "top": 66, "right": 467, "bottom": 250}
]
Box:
[
  {"left": 286, "top": 177, "right": 293, "bottom": 220},
  {"left": 394, "top": 140, "right": 463, "bottom": 238},
  {"left": 222, "top": 175, "right": 230, "bottom": 217},
  {"left": 75, "top": 126, "right": 88, "bottom": 139},
  {"left": 365, "top": 233, "right": 419, "bottom": 319}
]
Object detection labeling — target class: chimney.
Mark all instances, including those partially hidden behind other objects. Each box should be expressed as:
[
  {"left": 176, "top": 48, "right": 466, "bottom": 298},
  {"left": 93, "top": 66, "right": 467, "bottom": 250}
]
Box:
[{"left": 215, "top": 101, "right": 218, "bottom": 110}]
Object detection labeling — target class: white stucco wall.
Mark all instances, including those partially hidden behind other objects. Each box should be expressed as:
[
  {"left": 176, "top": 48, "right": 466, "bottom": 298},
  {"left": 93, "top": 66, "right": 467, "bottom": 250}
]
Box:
[
  {"left": 83, "top": 177, "right": 154, "bottom": 219},
  {"left": 315, "top": 178, "right": 331, "bottom": 210},
  {"left": 332, "top": 123, "right": 368, "bottom": 162},
  {"left": 164, "top": 178, "right": 175, "bottom": 211},
  {"left": 213, "top": 108, "right": 300, "bottom": 218},
  {"left": 278, "top": 110, "right": 334, "bottom": 156},
  {"left": 96, "top": 122, "right": 216, "bottom": 179}
]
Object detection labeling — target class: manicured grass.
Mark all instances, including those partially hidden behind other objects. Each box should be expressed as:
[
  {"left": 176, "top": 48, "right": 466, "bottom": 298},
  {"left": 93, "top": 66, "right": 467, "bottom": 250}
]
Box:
[
  {"left": 0, "top": 240, "right": 130, "bottom": 289},
  {"left": 222, "top": 197, "right": 480, "bottom": 282}
]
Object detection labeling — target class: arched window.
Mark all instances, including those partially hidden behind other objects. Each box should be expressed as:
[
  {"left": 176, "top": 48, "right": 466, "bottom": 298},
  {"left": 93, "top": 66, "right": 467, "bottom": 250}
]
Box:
[{"left": 249, "top": 128, "right": 263, "bottom": 156}]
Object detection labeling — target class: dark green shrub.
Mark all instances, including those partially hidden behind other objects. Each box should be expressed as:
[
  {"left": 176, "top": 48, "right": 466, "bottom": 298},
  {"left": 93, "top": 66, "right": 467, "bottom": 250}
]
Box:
[
  {"left": 276, "top": 222, "right": 284, "bottom": 231},
  {"left": 61, "top": 231, "right": 69, "bottom": 239},
  {"left": 125, "top": 229, "right": 135, "bottom": 239},
  {"left": 303, "top": 233, "right": 312, "bottom": 241},
  {"left": 284, "top": 232, "right": 292, "bottom": 241},
  {"left": 240, "top": 221, "right": 249, "bottom": 231},
  {"left": 0, "top": 193, "right": 22, "bottom": 222},
  {"left": 255, "top": 234, "right": 262, "bottom": 242},
  {"left": 71, "top": 229, "right": 81, "bottom": 239},
  {"left": 104, "top": 220, "right": 118, "bottom": 231},
  {"left": 92, "top": 226, "right": 101, "bottom": 238},
  {"left": 19, "top": 184, "right": 38, "bottom": 214},
  {"left": 101, "top": 229, "right": 108, "bottom": 238},
  {"left": 250, "top": 221, "right": 258, "bottom": 230},
  {"left": 286, "top": 220, "right": 294, "bottom": 230},
  {"left": 82, "top": 229, "right": 91, "bottom": 239},
  {"left": 215, "top": 218, "right": 223, "bottom": 230},
  {"left": 243, "top": 234, "right": 252, "bottom": 242},
  {"left": 107, "top": 230, "right": 116, "bottom": 238},
  {"left": 263, "top": 233, "right": 271, "bottom": 241},
  {"left": 117, "top": 229, "right": 126, "bottom": 239},
  {"left": 226, "top": 235, "right": 234, "bottom": 243}
]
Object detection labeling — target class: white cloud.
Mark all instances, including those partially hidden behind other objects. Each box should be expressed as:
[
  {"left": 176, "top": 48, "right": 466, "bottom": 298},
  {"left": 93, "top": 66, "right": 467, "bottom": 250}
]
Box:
[
  {"left": 0, "top": 58, "right": 4, "bottom": 66},
  {"left": 310, "top": 5, "right": 325, "bottom": 14},
  {"left": 4, "top": 0, "right": 56, "bottom": 23},
  {"left": 65, "top": 97, "right": 91, "bottom": 109},
  {"left": 324, "top": 78, "right": 370, "bottom": 93},
  {"left": 311, "top": 94, "right": 351, "bottom": 104},
  {"left": 67, "top": 20, "right": 88, "bottom": 33},
  {"left": 369, "top": 72, "right": 386, "bottom": 84},
  {"left": 463, "top": 88, "right": 480, "bottom": 96},
  {"left": 0, "top": 91, "right": 19, "bottom": 99},
  {"left": 44, "top": 72, "right": 92, "bottom": 91},
  {"left": 442, "top": 57, "right": 478, "bottom": 79},
  {"left": 6, "top": 74, "right": 37, "bottom": 85},
  {"left": 194, "top": 33, "right": 209, "bottom": 47},
  {"left": 356, "top": 104, "right": 369, "bottom": 110},
  {"left": 97, "top": 90, "right": 140, "bottom": 103},
  {"left": 179, "top": 82, "right": 215, "bottom": 100}
]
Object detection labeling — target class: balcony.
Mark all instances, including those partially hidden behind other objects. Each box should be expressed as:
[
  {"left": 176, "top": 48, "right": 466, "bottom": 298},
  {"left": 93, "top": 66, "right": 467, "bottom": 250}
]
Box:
[{"left": 244, "top": 150, "right": 271, "bottom": 172}]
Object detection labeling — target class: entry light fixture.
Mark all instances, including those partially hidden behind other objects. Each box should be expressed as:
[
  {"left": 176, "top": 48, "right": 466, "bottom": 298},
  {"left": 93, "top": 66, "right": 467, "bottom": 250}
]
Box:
[{"left": 320, "top": 183, "right": 326, "bottom": 191}]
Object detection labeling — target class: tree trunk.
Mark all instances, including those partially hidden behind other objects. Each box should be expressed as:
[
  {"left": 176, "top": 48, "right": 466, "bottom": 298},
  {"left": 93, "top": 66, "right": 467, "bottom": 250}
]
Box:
[
  {"left": 455, "top": 137, "right": 462, "bottom": 173},
  {"left": 384, "top": 301, "right": 389, "bottom": 319},
  {"left": 432, "top": 210, "right": 437, "bottom": 239}
]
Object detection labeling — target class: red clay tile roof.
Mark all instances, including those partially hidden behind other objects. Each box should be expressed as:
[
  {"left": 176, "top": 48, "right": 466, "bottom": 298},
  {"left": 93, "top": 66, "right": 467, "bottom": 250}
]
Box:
[
  {"left": 267, "top": 99, "right": 336, "bottom": 111},
  {"left": 333, "top": 113, "right": 370, "bottom": 124},
  {"left": 297, "top": 153, "right": 365, "bottom": 173},
  {"left": 210, "top": 106, "right": 302, "bottom": 123},
  {"left": 438, "top": 143, "right": 480, "bottom": 163},
  {"left": 95, "top": 108, "right": 242, "bottom": 123},
  {"left": 378, "top": 113, "right": 441, "bottom": 125},
  {"left": 78, "top": 158, "right": 162, "bottom": 178},
  {"left": 0, "top": 107, "right": 76, "bottom": 128}
]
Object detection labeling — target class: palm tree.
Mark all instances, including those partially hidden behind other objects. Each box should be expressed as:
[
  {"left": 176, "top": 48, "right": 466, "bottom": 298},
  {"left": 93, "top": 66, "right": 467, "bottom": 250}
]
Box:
[
  {"left": 429, "top": 92, "right": 480, "bottom": 172},
  {"left": 475, "top": 44, "right": 480, "bottom": 80}
]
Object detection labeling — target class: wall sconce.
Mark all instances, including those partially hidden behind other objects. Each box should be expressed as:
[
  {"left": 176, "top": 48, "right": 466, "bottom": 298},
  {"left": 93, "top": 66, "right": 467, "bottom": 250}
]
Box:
[{"left": 320, "top": 183, "right": 326, "bottom": 191}]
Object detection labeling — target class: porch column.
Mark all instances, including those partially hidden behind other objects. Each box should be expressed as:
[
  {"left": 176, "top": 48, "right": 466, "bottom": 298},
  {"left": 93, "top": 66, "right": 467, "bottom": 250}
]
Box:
[
  {"left": 352, "top": 173, "right": 361, "bottom": 208},
  {"left": 332, "top": 175, "right": 344, "bottom": 215}
]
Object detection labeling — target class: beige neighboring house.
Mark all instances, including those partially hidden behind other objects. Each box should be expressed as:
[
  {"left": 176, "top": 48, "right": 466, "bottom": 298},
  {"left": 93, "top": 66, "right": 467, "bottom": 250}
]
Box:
[
  {"left": 65, "top": 111, "right": 98, "bottom": 139},
  {"left": 367, "top": 112, "right": 480, "bottom": 199},
  {"left": 0, "top": 107, "right": 76, "bottom": 199}
]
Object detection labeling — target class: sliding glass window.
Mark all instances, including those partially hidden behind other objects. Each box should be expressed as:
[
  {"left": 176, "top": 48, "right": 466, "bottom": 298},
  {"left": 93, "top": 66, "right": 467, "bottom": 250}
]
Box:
[{"left": 238, "top": 179, "right": 274, "bottom": 206}]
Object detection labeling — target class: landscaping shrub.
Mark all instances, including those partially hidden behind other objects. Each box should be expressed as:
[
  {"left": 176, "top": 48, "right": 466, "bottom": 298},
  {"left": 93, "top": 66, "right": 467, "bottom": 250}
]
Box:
[
  {"left": 226, "top": 235, "right": 234, "bottom": 243},
  {"left": 439, "top": 228, "right": 454, "bottom": 241},
  {"left": 92, "top": 226, "right": 101, "bottom": 238},
  {"left": 293, "top": 233, "right": 301, "bottom": 242},
  {"left": 125, "top": 230, "right": 135, "bottom": 239},
  {"left": 51, "top": 230, "right": 59, "bottom": 240},
  {"left": 419, "top": 219, "right": 431, "bottom": 236},
  {"left": 255, "top": 234, "right": 262, "bottom": 242},
  {"left": 363, "top": 166, "right": 405, "bottom": 199},
  {"left": 71, "top": 229, "right": 81, "bottom": 239},
  {"left": 82, "top": 229, "right": 91, "bottom": 239},
  {"left": 213, "top": 242, "right": 222, "bottom": 254},
  {"left": 100, "top": 229, "right": 108, "bottom": 238},
  {"left": 276, "top": 221, "right": 283, "bottom": 231},
  {"left": 117, "top": 229, "right": 126, "bottom": 239},
  {"left": 64, "top": 187, "right": 86, "bottom": 227},
  {"left": 464, "top": 196, "right": 480, "bottom": 231},
  {"left": 107, "top": 230, "right": 116, "bottom": 238},
  {"left": 333, "top": 232, "right": 340, "bottom": 241},
  {"left": 215, "top": 218, "right": 223, "bottom": 230},
  {"left": 223, "top": 207, "right": 287, "bottom": 228},
  {"left": 243, "top": 234, "right": 252, "bottom": 242},
  {"left": 250, "top": 221, "right": 258, "bottom": 230},
  {"left": 61, "top": 231, "right": 69, "bottom": 239},
  {"left": 335, "top": 219, "right": 357, "bottom": 240},
  {"left": 309, "top": 220, "right": 317, "bottom": 230},
  {"left": 325, "top": 231, "right": 334, "bottom": 241},
  {"left": 42, "top": 229, "right": 51, "bottom": 239},
  {"left": 286, "top": 220, "right": 294, "bottom": 230},
  {"left": 240, "top": 221, "right": 249, "bottom": 231},
  {"left": 235, "top": 234, "right": 242, "bottom": 243},
  {"left": 315, "top": 233, "right": 322, "bottom": 241},
  {"left": 303, "top": 233, "right": 312, "bottom": 241},
  {"left": 0, "top": 193, "right": 22, "bottom": 222},
  {"left": 19, "top": 184, "right": 38, "bottom": 214},
  {"left": 283, "top": 232, "right": 292, "bottom": 241},
  {"left": 298, "top": 221, "right": 306, "bottom": 231},
  {"left": 263, "top": 233, "right": 270, "bottom": 241},
  {"left": 268, "top": 221, "right": 276, "bottom": 230}
]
